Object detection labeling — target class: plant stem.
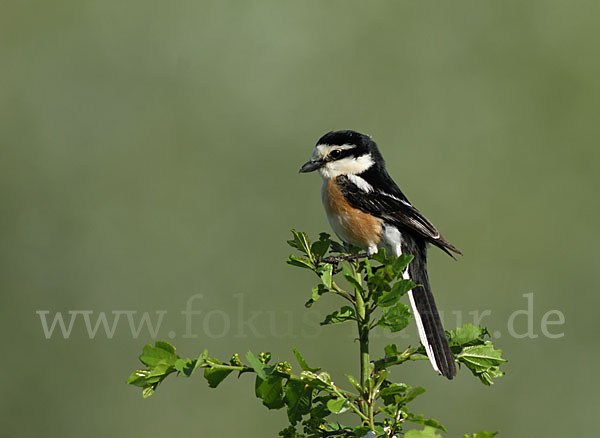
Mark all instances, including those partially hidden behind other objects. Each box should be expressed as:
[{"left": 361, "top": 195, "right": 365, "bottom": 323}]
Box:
[{"left": 353, "top": 274, "right": 373, "bottom": 429}]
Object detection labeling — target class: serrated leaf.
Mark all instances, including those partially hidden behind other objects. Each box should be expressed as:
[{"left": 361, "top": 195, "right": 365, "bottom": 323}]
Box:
[
  {"left": 458, "top": 342, "right": 506, "bottom": 385},
  {"left": 377, "top": 279, "right": 415, "bottom": 307},
  {"left": 255, "top": 374, "right": 285, "bottom": 409},
  {"left": 377, "top": 302, "right": 411, "bottom": 332},
  {"left": 292, "top": 347, "right": 320, "bottom": 372},
  {"left": 458, "top": 343, "right": 506, "bottom": 368},
  {"left": 287, "top": 254, "right": 313, "bottom": 270},
  {"left": 450, "top": 324, "right": 489, "bottom": 347},
  {"left": 321, "top": 306, "right": 356, "bottom": 325},
  {"left": 139, "top": 342, "right": 179, "bottom": 367},
  {"left": 285, "top": 379, "right": 313, "bottom": 425}
]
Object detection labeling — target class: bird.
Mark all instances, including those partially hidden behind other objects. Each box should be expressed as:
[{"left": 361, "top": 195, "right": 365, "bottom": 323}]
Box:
[{"left": 299, "top": 130, "right": 462, "bottom": 379}]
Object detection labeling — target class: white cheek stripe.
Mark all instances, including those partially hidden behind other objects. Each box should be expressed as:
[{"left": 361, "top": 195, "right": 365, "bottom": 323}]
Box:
[{"left": 319, "top": 154, "right": 374, "bottom": 179}]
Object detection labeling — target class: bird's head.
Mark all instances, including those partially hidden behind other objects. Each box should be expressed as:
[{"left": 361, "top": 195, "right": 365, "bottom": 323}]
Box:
[{"left": 299, "top": 130, "right": 383, "bottom": 179}]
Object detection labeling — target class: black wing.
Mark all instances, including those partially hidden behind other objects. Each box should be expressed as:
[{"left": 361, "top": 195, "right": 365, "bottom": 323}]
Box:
[{"left": 337, "top": 175, "right": 462, "bottom": 257}]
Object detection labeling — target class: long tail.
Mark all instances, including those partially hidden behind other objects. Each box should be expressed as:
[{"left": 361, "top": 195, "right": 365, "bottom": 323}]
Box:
[{"left": 406, "top": 244, "right": 456, "bottom": 379}]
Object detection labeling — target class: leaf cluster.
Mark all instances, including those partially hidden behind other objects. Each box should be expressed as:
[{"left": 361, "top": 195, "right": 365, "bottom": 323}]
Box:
[{"left": 127, "top": 230, "right": 507, "bottom": 437}]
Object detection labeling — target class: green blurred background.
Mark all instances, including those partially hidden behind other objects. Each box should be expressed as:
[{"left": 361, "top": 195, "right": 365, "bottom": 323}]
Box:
[{"left": 2, "top": 1, "right": 599, "bottom": 436}]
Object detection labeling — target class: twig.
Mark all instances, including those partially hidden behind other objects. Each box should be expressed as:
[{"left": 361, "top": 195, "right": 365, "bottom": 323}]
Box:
[{"left": 319, "top": 253, "right": 369, "bottom": 264}]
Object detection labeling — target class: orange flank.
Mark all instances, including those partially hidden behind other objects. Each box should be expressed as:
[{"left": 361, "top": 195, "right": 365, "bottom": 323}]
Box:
[{"left": 322, "top": 177, "right": 383, "bottom": 249}]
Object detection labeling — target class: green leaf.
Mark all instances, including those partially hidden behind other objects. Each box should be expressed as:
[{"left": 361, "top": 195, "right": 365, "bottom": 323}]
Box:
[
  {"left": 203, "top": 358, "right": 233, "bottom": 388},
  {"left": 126, "top": 369, "right": 151, "bottom": 387},
  {"left": 345, "top": 374, "right": 362, "bottom": 393},
  {"left": 377, "top": 279, "right": 415, "bottom": 307},
  {"left": 147, "top": 360, "right": 171, "bottom": 378},
  {"left": 449, "top": 324, "right": 489, "bottom": 347},
  {"left": 290, "top": 230, "right": 313, "bottom": 260},
  {"left": 311, "top": 238, "right": 330, "bottom": 258},
  {"left": 319, "top": 263, "right": 333, "bottom": 288},
  {"left": 392, "top": 254, "right": 414, "bottom": 277},
  {"left": 246, "top": 351, "right": 274, "bottom": 380},
  {"left": 305, "top": 284, "right": 328, "bottom": 308},
  {"left": 139, "top": 342, "right": 179, "bottom": 367},
  {"left": 285, "top": 379, "right": 313, "bottom": 425},
  {"left": 457, "top": 342, "right": 507, "bottom": 385},
  {"left": 353, "top": 426, "right": 372, "bottom": 437},
  {"left": 287, "top": 254, "right": 314, "bottom": 270},
  {"left": 405, "top": 413, "right": 447, "bottom": 432},
  {"left": 342, "top": 264, "right": 364, "bottom": 293},
  {"left": 404, "top": 426, "right": 443, "bottom": 437},
  {"left": 384, "top": 344, "right": 401, "bottom": 357},
  {"left": 329, "top": 240, "right": 347, "bottom": 253},
  {"left": 279, "top": 426, "right": 307, "bottom": 438},
  {"left": 371, "top": 247, "right": 388, "bottom": 264},
  {"left": 321, "top": 306, "right": 356, "bottom": 325},
  {"left": 379, "top": 383, "right": 409, "bottom": 405},
  {"left": 255, "top": 374, "right": 285, "bottom": 409},
  {"left": 142, "top": 386, "right": 155, "bottom": 399},
  {"left": 299, "top": 371, "right": 332, "bottom": 390},
  {"left": 377, "top": 302, "right": 411, "bottom": 332},
  {"left": 292, "top": 347, "right": 320, "bottom": 372},
  {"left": 405, "top": 386, "right": 426, "bottom": 403},
  {"left": 326, "top": 397, "right": 348, "bottom": 414},
  {"left": 463, "top": 432, "right": 498, "bottom": 438},
  {"left": 154, "top": 340, "right": 176, "bottom": 354},
  {"left": 458, "top": 343, "right": 506, "bottom": 369},
  {"left": 174, "top": 359, "right": 187, "bottom": 373}
]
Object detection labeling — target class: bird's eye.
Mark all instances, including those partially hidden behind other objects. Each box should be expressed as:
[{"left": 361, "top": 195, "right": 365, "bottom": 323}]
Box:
[{"left": 330, "top": 149, "right": 342, "bottom": 159}]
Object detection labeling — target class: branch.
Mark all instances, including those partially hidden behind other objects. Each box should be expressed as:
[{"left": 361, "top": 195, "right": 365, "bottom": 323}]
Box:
[{"left": 318, "top": 253, "right": 369, "bottom": 264}]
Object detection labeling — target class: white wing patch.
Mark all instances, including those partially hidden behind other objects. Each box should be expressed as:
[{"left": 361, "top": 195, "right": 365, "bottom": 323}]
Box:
[
  {"left": 347, "top": 174, "right": 373, "bottom": 193},
  {"left": 379, "top": 190, "right": 413, "bottom": 207}
]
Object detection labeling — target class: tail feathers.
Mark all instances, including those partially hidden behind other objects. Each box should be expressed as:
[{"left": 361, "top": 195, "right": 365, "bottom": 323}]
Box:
[{"left": 407, "top": 258, "right": 456, "bottom": 380}]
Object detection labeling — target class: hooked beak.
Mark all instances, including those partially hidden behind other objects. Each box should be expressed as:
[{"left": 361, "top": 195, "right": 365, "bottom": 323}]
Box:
[{"left": 299, "top": 160, "right": 323, "bottom": 173}]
